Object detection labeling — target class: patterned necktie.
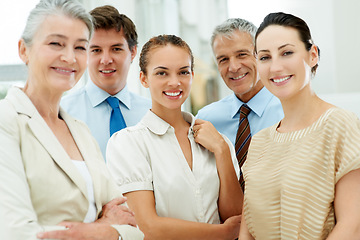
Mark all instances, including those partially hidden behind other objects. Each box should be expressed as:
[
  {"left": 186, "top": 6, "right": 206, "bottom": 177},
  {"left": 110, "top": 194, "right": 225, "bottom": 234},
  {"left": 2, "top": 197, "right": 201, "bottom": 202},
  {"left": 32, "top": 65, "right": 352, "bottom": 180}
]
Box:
[
  {"left": 106, "top": 97, "right": 126, "bottom": 137},
  {"left": 235, "top": 104, "right": 252, "bottom": 191}
]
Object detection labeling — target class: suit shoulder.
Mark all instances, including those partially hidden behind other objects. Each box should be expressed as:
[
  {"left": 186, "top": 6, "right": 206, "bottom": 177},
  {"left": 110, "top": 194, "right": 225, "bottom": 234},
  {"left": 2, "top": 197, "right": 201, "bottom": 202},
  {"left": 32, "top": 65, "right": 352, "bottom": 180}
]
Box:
[{"left": 0, "top": 99, "right": 18, "bottom": 123}]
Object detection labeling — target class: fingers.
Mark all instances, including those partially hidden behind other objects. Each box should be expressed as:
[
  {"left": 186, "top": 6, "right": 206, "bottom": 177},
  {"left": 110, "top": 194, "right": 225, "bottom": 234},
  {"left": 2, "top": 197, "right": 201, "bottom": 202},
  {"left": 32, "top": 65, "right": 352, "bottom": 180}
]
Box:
[
  {"left": 193, "top": 119, "right": 206, "bottom": 137},
  {"left": 101, "top": 197, "right": 128, "bottom": 217},
  {"left": 107, "top": 197, "right": 128, "bottom": 207},
  {"left": 195, "top": 118, "right": 206, "bottom": 124},
  {"left": 37, "top": 229, "right": 69, "bottom": 239},
  {"left": 58, "top": 221, "right": 79, "bottom": 229},
  {"left": 116, "top": 204, "right": 135, "bottom": 216}
]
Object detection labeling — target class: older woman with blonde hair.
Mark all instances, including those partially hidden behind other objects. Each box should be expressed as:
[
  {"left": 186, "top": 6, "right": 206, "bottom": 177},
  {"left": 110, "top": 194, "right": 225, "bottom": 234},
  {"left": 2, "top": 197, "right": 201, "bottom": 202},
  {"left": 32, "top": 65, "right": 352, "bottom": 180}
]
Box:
[{"left": 0, "top": 0, "right": 143, "bottom": 239}]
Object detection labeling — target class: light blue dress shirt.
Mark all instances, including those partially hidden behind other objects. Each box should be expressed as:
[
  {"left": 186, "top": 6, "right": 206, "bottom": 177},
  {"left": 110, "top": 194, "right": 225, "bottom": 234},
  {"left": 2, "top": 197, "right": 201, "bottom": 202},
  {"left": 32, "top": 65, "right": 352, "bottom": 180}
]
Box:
[
  {"left": 61, "top": 80, "right": 151, "bottom": 160},
  {"left": 196, "top": 87, "right": 284, "bottom": 146}
]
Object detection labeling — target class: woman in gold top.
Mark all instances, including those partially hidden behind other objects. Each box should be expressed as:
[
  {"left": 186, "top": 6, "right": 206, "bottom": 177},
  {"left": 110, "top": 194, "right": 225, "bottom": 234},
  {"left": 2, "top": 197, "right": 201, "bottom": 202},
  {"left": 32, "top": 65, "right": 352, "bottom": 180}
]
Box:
[{"left": 239, "top": 12, "right": 360, "bottom": 239}]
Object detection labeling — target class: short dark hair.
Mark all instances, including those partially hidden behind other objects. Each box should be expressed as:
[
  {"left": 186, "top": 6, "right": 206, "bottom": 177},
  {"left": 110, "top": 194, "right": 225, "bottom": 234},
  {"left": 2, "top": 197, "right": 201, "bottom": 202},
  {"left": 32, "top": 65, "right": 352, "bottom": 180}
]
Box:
[
  {"left": 256, "top": 12, "right": 320, "bottom": 75},
  {"left": 90, "top": 5, "right": 138, "bottom": 50}
]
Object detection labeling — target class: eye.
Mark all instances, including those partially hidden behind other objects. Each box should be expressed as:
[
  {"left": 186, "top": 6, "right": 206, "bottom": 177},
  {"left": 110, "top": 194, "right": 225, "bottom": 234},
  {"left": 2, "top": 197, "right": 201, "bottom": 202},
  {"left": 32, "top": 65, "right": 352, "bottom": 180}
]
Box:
[
  {"left": 75, "top": 46, "right": 87, "bottom": 51},
  {"left": 156, "top": 71, "right": 166, "bottom": 76},
  {"left": 49, "top": 42, "right": 62, "bottom": 47},
  {"left": 218, "top": 58, "right": 228, "bottom": 64},
  {"left": 237, "top": 53, "right": 248, "bottom": 58},
  {"left": 113, "top": 47, "right": 123, "bottom": 52},
  {"left": 180, "top": 70, "right": 190, "bottom": 75},
  {"left": 283, "top": 51, "right": 293, "bottom": 56},
  {"left": 91, "top": 48, "right": 101, "bottom": 53},
  {"left": 258, "top": 55, "right": 270, "bottom": 62}
]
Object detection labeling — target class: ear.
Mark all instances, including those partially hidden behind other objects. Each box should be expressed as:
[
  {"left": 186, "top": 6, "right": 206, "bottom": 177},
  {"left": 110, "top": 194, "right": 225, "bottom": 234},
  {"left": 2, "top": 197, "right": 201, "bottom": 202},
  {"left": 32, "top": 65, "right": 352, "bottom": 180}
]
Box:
[
  {"left": 130, "top": 45, "right": 137, "bottom": 63},
  {"left": 309, "top": 44, "right": 319, "bottom": 68},
  {"left": 18, "top": 39, "right": 29, "bottom": 64},
  {"left": 140, "top": 71, "right": 149, "bottom": 88}
]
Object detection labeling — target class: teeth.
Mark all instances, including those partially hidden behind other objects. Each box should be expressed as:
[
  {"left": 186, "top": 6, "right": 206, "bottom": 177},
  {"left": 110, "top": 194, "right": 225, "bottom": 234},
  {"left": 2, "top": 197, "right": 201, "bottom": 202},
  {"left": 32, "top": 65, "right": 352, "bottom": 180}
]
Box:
[
  {"left": 273, "top": 76, "right": 290, "bottom": 83},
  {"left": 233, "top": 73, "right": 246, "bottom": 80},
  {"left": 164, "top": 91, "right": 181, "bottom": 97},
  {"left": 55, "top": 68, "right": 73, "bottom": 73},
  {"left": 101, "top": 70, "right": 115, "bottom": 74}
]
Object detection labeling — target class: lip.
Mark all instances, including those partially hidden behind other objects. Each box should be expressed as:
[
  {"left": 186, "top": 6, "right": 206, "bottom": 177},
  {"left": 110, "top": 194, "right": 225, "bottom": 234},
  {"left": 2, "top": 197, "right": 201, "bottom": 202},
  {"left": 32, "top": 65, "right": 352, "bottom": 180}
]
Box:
[
  {"left": 163, "top": 90, "right": 182, "bottom": 99},
  {"left": 51, "top": 67, "right": 76, "bottom": 75},
  {"left": 270, "top": 75, "right": 292, "bottom": 86},
  {"left": 230, "top": 72, "right": 247, "bottom": 81},
  {"left": 99, "top": 69, "right": 116, "bottom": 76}
]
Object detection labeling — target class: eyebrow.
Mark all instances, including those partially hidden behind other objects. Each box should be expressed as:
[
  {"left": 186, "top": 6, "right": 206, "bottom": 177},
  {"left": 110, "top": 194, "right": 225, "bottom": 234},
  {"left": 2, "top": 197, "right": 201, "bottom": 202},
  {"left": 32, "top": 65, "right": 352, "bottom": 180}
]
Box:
[
  {"left": 47, "top": 34, "right": 88, "bottom": 43},
  {"left": 258, "top": 43, "right": 295, "bottom": 53},
  {"left": 216, "top": 49, "right": 251, "bottom": 60},
  {"left": 89, "top": 43, "right": 124, "bottom": 49},
  {"left": 153, "top": 66, "right": 191, "bottom": 71}
]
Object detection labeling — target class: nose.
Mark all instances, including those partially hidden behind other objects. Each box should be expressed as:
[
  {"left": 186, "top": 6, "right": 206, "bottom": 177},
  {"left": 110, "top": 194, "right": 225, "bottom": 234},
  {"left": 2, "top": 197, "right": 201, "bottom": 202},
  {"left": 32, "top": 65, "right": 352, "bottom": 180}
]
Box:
[
  {"left": 100, "top": 51, "right": 113, "bottom": 65},
  {"left": 269, "top": 57, "right": 283, "bottom": 73},
  {"left": 168, "top": 75, "right": 181, "bottom": 87},
  {"left": 60, "top": 47, "right": 76, "bottom": 64},
  {"left": 228, "top": 58, "right": 241, "bottom": 72}
]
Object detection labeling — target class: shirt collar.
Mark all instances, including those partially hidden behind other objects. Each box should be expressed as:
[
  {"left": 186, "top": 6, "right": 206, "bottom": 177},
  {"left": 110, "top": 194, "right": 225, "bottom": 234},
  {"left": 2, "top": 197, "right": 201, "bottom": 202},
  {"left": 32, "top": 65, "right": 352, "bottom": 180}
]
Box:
[
  {"left": 230, "top": 87, "right": 275, "bottom": 118},
  {"left": 85, "top": 80, "right": 131, "bottom": 109},
  {"left": 142, "top": 110, "right": 195, "bottom": 136}
]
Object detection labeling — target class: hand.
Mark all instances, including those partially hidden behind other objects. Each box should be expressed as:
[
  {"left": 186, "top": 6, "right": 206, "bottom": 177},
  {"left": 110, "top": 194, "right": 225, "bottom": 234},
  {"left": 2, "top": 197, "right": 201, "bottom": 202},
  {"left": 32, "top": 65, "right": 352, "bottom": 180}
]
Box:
[
  {"left": 97, "top": 197, "right": 137, "bottom": 227},
  {"left": 193, "top": 119, "right": 227, "bottom": 153},
  {"left": 223, "top": 215, "right": 242, "bottom": 240},
  {"left": 36, "top": 222, "right": 119, "bottom": 240}
]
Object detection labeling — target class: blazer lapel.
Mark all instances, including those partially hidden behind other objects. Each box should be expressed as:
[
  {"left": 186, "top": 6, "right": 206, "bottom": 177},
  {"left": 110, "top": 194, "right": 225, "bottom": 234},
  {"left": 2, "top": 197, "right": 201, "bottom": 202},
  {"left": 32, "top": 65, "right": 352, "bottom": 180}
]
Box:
[
  {"left": 61, "top": 109, "right": 104, "bottom": 214},
  {"left": 7, "top": 87, "right": 90, "bottom": 205},
  {"left": 27, "top": 110, "right": 89, "bottom": 202}
]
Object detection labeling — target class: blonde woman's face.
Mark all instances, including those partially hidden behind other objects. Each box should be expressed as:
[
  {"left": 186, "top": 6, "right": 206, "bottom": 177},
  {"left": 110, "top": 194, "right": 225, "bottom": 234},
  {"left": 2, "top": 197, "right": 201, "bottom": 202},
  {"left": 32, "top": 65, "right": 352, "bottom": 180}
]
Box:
[{"left": 20, "top": 14, "right": 89, "bottom": 93}]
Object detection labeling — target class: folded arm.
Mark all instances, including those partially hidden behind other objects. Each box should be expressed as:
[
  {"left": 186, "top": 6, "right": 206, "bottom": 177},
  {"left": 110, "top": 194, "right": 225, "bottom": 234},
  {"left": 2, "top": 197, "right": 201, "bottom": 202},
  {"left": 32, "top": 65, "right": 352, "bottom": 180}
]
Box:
[{"left": 125, "top": 190, "right": 241, "bottom": 240}]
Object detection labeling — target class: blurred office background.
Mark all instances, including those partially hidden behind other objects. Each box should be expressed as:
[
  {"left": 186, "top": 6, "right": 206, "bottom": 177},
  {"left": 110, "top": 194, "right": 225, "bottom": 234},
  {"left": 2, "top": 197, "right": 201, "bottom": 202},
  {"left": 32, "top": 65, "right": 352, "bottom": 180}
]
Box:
[{"left": 1, "top": 0, "right": 359, "bottom": 116}]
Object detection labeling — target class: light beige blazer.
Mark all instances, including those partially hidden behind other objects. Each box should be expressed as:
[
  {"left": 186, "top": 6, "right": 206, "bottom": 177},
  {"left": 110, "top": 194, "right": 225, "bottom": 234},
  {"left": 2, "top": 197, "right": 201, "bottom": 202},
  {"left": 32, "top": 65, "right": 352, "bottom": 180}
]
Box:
[{"left": 0, "top": 87, "right": 143, "bottom": 240}]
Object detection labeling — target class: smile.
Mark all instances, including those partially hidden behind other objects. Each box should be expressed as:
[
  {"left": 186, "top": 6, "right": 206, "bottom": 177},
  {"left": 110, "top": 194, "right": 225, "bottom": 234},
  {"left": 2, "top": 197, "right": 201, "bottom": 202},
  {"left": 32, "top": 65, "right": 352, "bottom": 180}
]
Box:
[
  {"left": 232, "top": 73, "right": 247, "bottom": 80},
  {"left": 100, "top": 69, "right": 116, "bottom": 74},
  {"left": 272, "top": 76, "right": 291, "bottom": 83},
  {"left": 52, "top": 67, "right": 75, "bottom": 73},
  {"left": 164, "top": 91, "right": 181, "bottom": 97}
]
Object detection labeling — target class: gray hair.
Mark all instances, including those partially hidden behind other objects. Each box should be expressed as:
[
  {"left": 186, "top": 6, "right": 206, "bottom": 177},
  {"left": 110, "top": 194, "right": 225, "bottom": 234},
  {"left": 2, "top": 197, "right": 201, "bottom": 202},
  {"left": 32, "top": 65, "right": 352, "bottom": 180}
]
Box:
[
  {"left": 21, "top": 0, "right": 93, "bottom": 46},
  {"left": 211, "top": 18, "right": 257, "bottom": 48}
]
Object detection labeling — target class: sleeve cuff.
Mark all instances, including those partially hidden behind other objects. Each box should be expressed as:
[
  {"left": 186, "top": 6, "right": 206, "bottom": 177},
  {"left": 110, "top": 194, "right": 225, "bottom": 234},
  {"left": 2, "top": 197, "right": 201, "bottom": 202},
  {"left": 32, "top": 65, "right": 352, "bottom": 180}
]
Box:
[{"left": 110, "top": 224, "right": 144, "bottom": 240}]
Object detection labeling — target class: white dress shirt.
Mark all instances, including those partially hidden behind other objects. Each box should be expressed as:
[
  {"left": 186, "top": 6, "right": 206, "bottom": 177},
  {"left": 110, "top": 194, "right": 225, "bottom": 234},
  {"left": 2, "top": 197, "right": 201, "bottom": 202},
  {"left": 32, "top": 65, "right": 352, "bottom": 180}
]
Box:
[
  {"left": 106, "top": 110, "right": 240, "bottom": 224},
  {"left": 72, "top": 160, "right": 96, "bottom": 223}
]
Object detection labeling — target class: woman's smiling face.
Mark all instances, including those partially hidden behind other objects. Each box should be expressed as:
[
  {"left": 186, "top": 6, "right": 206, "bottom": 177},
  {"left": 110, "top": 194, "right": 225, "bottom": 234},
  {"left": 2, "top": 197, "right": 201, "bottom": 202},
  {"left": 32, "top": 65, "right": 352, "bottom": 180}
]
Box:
[
  {"left": 140, "top": 44, "right": 193, "bottom": 114},
  {"left": 256, "top": 25, "right": 318, "bottom": 101}
]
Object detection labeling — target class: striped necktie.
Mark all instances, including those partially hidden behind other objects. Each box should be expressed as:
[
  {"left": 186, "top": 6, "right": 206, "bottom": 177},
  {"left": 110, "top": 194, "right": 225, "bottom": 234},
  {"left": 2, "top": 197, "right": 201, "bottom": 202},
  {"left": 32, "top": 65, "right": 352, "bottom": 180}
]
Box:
[
  {"left": 106, "top": 97, "right": 126, "bottom": 137},
  {"left": 235, "top": 104, "right": 251, "bottom": 191}
]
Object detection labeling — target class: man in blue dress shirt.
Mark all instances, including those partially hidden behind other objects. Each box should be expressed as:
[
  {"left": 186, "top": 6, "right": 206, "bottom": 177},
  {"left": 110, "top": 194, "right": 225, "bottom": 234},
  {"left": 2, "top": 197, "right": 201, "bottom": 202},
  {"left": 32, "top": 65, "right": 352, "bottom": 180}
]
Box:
[
  {"left": 196, "top": 18, "right": 283, "bottom": 146},
  {"left": 62, "top": 6, "right": 151, "bottom": 159}
]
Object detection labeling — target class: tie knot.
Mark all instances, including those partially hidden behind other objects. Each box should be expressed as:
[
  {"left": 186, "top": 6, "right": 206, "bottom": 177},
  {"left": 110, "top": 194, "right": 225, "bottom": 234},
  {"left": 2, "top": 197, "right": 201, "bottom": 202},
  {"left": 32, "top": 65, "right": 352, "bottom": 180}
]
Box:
[
  {"left": 106, "top": 97, "right": 120, "bottom": 109},
  {"left": 240, "top": 104, "right": 251, "bottom": 117}
]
